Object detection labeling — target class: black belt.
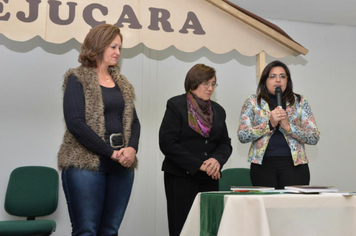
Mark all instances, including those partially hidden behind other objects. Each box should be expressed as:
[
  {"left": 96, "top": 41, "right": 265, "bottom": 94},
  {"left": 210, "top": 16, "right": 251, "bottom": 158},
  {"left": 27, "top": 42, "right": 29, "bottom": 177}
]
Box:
[{"left": 105, "top": 133, "right": 124, "bottom": 149}]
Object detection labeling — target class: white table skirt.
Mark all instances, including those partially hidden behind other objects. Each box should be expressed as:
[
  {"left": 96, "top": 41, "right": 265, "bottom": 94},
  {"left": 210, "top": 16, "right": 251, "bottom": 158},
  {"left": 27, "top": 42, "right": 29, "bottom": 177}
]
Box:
[{"left": 180, "top": 193, "right": 356, "bottom": 236}]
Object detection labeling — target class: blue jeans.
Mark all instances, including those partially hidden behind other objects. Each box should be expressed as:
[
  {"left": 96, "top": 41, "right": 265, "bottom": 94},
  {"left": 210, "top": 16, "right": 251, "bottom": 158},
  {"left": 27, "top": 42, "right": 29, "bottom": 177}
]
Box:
[{"left": 61, "top": 163, "right": 134, "bottom": 236}]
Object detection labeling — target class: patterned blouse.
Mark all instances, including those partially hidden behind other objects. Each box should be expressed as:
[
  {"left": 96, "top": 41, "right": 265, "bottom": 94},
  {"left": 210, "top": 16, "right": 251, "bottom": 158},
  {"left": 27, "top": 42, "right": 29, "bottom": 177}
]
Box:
[{"left": 237, "top": 94, "right": 320, "bottom": 166}]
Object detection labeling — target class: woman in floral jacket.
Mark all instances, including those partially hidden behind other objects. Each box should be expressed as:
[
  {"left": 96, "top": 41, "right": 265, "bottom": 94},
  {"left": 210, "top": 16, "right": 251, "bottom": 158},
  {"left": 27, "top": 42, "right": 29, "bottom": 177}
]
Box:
[{"left": 238, "top": 60, "right": 320, "bottom": 189}]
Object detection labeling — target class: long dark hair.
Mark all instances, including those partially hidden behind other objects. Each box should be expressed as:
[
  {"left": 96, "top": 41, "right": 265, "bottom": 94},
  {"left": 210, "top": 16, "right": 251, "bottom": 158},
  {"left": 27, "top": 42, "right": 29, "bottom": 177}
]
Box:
[{"left": 257, "top": 60, "right": 300, "bottom": 108}]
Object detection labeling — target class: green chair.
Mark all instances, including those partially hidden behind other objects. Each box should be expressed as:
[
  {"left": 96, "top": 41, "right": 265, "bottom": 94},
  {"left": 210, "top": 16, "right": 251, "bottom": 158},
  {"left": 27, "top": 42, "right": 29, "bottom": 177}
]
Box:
[
  {"left": 219, "top": 168, "right": 253, "bottom": 191},
  {"left": 0, "top": 166, "right": 59, "bottom": 236}
]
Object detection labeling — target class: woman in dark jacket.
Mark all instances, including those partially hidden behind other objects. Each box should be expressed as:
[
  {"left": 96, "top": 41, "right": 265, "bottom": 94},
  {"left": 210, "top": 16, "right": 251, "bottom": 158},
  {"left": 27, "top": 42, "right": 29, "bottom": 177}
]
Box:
[{"left": 159, "top": 64, "right": 232, "bottom": 236}]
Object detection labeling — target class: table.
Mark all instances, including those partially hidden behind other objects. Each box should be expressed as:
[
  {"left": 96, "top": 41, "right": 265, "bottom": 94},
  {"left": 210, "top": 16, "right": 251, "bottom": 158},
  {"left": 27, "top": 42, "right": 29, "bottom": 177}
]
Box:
[{"left": 180, "top": 192, "right": 356, "bottom": 236}]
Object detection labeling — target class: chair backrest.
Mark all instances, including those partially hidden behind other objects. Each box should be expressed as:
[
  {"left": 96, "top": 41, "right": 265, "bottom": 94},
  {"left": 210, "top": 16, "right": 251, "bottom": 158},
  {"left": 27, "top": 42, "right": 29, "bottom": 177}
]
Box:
[
  {"left": 4, "top": 166, "right": 59, "bottom": 218},
  {"left": 219, "top": 168, "right": 252, "bottom": 191}
]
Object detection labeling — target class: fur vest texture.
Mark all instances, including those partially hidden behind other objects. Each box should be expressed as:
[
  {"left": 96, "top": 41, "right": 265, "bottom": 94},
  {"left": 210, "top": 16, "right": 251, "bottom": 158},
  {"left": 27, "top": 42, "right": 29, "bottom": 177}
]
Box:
[{"left": 58, "top": 66, "right": 137, "bottom": 171}]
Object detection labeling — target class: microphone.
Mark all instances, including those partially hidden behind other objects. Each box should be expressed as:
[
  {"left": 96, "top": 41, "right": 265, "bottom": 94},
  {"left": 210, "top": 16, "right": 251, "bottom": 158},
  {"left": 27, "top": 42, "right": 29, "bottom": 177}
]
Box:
[{"left": 275, "top": 86, "right": 282, "bottom": 108}]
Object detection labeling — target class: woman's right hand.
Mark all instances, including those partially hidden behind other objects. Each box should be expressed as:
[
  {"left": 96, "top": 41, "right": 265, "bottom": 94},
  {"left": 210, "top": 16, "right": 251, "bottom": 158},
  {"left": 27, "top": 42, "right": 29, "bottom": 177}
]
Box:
[
  {"left": 270, "top": 107, "right": 287, "bottom": 128},
  {"left": 200, "top": 158, "right": 221, "bottom": 180},
  {"left": 110, "top": 150, "right": 121, "bottom": 162}
]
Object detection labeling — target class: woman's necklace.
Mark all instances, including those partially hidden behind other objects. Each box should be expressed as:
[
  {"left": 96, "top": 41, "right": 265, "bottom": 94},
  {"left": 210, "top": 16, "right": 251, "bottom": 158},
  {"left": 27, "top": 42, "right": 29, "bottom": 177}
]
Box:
[
  {"left": 99, "top": 74, "right": 111, "bottom": 83},
  {"left": 97, "top": 68, "right": 112, "bottom": 84}
]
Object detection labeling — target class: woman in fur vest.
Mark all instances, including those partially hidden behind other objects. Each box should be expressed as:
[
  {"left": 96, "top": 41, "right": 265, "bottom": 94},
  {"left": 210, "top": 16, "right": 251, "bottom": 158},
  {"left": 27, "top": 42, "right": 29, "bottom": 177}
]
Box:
[{"left": 58, "top": 24, "right": 140, "bottom": 235}]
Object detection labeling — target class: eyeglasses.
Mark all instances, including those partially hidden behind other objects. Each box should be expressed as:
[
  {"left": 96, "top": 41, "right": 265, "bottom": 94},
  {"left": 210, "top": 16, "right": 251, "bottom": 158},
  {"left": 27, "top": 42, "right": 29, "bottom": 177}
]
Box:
[
  {"left": 268, "top": 74, "right": 288, "bottom": 79},
  {"left": 202, "top": 81, "right": 218, "bottom": 89}
]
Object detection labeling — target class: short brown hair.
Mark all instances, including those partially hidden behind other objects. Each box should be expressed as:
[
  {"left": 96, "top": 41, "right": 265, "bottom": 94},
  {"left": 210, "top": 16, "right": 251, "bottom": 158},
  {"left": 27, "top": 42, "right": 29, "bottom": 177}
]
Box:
[
  {"left": 79, "top": 24, "right": 123, "bottom": 68},
  {"left": 184, "top": 64, "right": 216, "bottom": 92}
]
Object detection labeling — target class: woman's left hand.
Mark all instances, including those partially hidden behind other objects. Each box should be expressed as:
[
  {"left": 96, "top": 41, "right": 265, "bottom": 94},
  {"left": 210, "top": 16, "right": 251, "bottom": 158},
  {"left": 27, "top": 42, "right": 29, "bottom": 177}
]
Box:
[
  {"left": 202, "top": 158, "right": 221, "bottom": 180},
  {"left": 116, "top": 147, "right": 136, "bottom": 168},
  {"left": 277, "top": 108, "right": 291, "bottom": 132},
  {"left": 273, "top": 107, "right": 291, "bottom": 132}
]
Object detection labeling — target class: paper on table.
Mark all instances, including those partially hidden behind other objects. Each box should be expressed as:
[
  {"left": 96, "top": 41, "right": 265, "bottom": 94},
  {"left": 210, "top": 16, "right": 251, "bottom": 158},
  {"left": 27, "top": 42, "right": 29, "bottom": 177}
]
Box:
[
  {"left": 320, "top": 191, "right": 356, "bottom": 196},
  {"left": 284, "top": 185, "right": 339, "bottom": 193},
  {"left": 230, "top": 186, "right": 275, "bottom": 192}
]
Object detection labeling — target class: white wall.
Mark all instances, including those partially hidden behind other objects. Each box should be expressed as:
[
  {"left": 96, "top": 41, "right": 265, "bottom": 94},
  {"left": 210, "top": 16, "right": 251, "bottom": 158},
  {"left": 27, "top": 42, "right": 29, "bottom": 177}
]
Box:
[{"left": 0, "top": 19, "right": 355, "bottom": 235}]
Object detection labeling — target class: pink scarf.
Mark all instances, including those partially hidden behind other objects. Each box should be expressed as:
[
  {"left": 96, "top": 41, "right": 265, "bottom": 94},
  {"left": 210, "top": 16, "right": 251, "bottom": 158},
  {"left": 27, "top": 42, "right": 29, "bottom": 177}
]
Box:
[{"left": 187, "top": 92, "right": 213, "bottom": 138}]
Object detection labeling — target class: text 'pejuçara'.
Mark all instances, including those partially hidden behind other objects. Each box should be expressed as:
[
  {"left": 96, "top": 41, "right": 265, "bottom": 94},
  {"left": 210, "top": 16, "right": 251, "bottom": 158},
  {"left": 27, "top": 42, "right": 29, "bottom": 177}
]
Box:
[{"left": 0, "top": 1, "right": 206, "bottom": 35}]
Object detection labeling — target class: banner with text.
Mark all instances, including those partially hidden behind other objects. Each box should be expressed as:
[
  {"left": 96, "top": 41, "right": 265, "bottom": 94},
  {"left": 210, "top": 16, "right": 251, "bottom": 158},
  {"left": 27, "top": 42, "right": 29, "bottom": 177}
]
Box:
[{"left": 0, "top": 0, "right": 295, "bottom": 57}]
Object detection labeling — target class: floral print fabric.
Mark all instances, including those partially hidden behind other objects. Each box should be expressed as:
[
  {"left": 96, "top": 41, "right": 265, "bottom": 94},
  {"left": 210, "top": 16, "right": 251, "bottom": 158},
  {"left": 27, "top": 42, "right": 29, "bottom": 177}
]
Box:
[{"left": 238, "top": 94, "right": 320, "bottom": 165}]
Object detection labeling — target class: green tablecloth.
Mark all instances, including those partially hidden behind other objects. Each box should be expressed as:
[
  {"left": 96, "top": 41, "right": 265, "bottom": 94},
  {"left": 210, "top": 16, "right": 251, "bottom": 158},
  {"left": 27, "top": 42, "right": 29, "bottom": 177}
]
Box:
[{"left": 199, "top": 192, "right": 280, "bottom": 236}]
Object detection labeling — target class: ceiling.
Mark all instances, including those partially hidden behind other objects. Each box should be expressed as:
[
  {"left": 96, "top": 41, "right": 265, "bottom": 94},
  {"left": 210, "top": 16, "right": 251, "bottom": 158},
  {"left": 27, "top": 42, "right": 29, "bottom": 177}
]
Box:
[{"left": 228, "top": 0, "right": 356, "bottom": 27}]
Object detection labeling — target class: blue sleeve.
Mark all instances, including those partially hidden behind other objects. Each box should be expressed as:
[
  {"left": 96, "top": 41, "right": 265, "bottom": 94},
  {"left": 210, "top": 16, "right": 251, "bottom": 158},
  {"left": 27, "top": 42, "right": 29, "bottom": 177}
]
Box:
[
  {"left": 128, "top": 108, "right": 141, "bottom": 152},
  {"left": 63, "top": 75, "right": 113, "bottom": 158}
]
